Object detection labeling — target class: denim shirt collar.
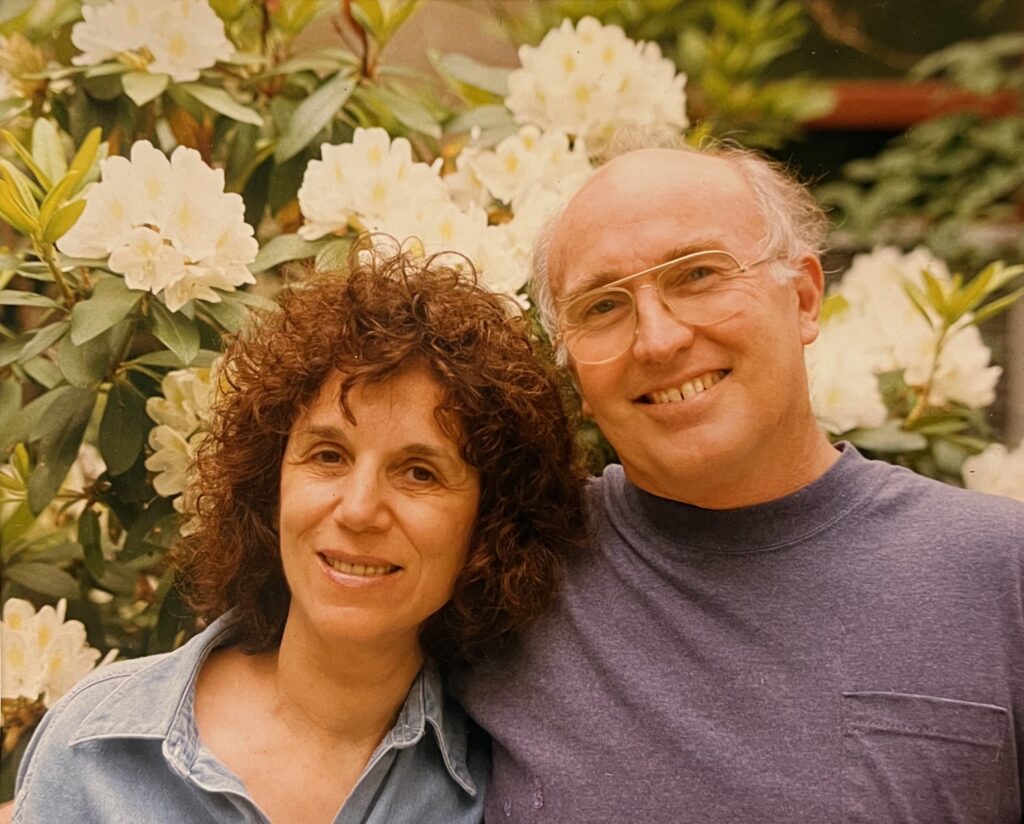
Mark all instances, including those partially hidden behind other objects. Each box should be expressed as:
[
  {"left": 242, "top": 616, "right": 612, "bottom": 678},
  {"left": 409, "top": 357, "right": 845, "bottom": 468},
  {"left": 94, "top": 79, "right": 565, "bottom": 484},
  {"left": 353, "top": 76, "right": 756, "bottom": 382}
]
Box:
[{"left": 67, "top": 614, "right": 477, "bottom": 797}]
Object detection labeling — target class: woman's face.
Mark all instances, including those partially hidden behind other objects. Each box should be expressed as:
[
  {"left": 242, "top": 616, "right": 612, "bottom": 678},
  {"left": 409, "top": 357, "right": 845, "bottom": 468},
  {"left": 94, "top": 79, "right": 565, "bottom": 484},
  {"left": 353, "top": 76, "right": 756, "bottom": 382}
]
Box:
[{"left": 278, "top": 367, "right": 480, "bottom": 653}]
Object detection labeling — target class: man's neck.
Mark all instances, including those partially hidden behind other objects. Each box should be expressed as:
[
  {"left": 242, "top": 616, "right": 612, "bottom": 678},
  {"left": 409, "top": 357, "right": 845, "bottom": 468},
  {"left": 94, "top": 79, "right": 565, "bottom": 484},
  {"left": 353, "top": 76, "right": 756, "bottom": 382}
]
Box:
[{"left": 628, "top": 426, "right": 840, "bottom": 510}]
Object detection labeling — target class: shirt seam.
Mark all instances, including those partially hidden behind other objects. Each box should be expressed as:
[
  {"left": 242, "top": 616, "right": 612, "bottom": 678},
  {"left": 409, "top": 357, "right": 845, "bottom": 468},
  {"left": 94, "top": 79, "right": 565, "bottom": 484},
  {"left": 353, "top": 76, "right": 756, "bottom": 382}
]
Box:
[{"left": 612, "top": 465, "right": 890, "bottom": 555}]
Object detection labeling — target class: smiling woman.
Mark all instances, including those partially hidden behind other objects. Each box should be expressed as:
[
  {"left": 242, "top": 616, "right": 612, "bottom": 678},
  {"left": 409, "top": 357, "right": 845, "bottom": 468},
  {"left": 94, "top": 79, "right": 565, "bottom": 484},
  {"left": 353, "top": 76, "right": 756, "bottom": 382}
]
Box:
[{"left": 11, "top": 248, "right": 587, "bottom": 824}]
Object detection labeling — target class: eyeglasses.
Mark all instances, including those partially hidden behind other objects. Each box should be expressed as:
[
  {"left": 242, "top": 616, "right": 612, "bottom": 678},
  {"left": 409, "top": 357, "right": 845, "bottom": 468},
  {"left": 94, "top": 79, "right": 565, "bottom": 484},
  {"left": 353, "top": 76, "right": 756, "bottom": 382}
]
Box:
[{"left": 554, "top": 250, "right": 775, "bottom": 365}]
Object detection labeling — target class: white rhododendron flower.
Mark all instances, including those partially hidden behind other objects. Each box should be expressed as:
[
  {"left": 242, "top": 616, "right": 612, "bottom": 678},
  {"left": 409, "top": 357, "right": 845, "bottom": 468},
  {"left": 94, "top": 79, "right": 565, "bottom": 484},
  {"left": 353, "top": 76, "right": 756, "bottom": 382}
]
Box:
[
  {"left": 506, "top": 16, "right": 688, "bottom": 150},
  {"left": 457, "top": 126, "right": 592, "bottom": 207},
  {"left": 962, "top": 443, "right": 1024, "bottom": 502},
  {"left": 1, "top": 598, "right": 117, "bottom": 707},
  {"left": 805, "top": 316, "right": 888, "bottom": 435},
  {"left": 297, "top": 128, "right": 448, "bottom": 240},
  {"left": 146, "top": 365, "right": 217, "bottom": 501},
  {"left": 58, "top": 140, "right": 257, "bottom": 311},
  {"left": 822, "top": 247, "right": 1000, "bottom": 413},
  {"left": 71, "top": 0, "right": 233, "bottom": 83},
  {"left": 0, "top": 37, "right": 14, "bottom": 100}
]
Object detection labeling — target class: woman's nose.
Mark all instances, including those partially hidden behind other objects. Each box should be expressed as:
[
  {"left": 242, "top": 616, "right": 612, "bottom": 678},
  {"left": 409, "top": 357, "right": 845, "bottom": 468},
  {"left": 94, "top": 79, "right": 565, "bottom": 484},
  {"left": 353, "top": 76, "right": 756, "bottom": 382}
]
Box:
[
  {"left": 331, "top": 469, "right": 391, "bottom": 532},
  {"left": 630, "top": 284, "right": 696, "bottom": 363}
]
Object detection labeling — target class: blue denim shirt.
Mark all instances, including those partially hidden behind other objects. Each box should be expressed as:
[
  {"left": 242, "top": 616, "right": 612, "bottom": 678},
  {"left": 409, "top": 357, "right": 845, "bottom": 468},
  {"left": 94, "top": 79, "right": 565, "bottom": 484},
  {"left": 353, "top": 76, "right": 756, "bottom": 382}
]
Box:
[{"left": 14, "top": 615, "right": 486, "bottom": 823}]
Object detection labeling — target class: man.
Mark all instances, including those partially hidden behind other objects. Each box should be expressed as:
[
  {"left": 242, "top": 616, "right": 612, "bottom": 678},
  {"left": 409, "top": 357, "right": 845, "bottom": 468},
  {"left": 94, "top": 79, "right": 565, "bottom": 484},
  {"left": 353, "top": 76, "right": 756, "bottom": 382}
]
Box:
[{"left": 459, "top": 146, "right": 1024, "bottom": 823}]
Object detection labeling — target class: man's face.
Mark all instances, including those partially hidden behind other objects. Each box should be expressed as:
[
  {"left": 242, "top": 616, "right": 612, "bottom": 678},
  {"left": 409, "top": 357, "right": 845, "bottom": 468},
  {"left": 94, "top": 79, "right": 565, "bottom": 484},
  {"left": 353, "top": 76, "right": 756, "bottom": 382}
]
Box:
[{"left": 549, "top": 150, "right": 824, "bottom": 506}]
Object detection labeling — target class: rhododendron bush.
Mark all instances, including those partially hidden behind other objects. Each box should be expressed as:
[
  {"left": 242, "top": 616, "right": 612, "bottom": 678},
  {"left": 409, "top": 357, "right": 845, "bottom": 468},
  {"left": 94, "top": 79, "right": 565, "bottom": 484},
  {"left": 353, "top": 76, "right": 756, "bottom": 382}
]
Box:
[{"left": 0, "top": 0, "right": 1021, "bottom": 796}]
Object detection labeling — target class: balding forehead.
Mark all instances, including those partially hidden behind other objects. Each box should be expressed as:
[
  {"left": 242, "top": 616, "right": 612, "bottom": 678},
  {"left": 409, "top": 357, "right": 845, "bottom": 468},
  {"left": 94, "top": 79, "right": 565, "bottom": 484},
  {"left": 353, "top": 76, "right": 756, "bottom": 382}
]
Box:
[{"left": 548, "top": 149, "right": 755, "bottom": 293}]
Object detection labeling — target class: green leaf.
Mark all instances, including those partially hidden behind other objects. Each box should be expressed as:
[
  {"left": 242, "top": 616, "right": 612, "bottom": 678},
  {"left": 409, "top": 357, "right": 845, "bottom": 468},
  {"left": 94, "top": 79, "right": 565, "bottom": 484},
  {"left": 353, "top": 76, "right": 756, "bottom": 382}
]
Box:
[
  {"left": 21, "top": 357, "right": 63, "bottom": 389},
  {"left": 314, "top": 238, "right": 351, "bottom": 272},
  {"left": 0, "top": 377, "right": 20, "bottom": 440},
  {"left": 99, "top": 380, "right": 147, "bottom": 476},
  {"left": 2, "top": 128, "right": 51, "bottom": 188},
  {"left": 948, "top": 262, "right": 997, "bottom": 317},
  {"left": 1, "top": 501, "right": 35, "bottom": 549},
  {"left": 0, "top": 290, "right": 62, "bottom": 309},
  {"left": 845, "top": 421, "right": 928, "bottom": 453},
  {"left": 178, "top": 83, "right": 264, "bottom": 126},
  {"left": 444, "top": 105, "right": 516, "bottom": 145},
  {"left": 920, "top": 269, "right": 948, "bottom": 317},
  {"left": 0, "top": 183, "right": 38, "bottom": 234},
  {"left": 1, "top": 385, "right": 81, "bottom": 450},
  {"left": 903, "top": 282, "right": 936, "bottom": 328},
  {"left": 931, "top": 437, "right": 969, "bottom": 476},
  {"left": 71, "top": 277, "right": 144, "bottom": 344},
  {"left": 24, "top": 540, "right": 85, "bottom": 564},
  {"left": 275, "top": 71, "right": 356, "bottom": 162},
  {"left": 4, "top": 561, "right": 81, "bottom": 599},
  {"left": 128, "top": 348, "right": 220, "bottom": 368},
  {"left": 200, "top": 298, "right": 249, "bottom": 332},
  {"left": 250, "top": 233, "right": 323, "bottom": 273},
  {"left": 150, "top": 299, "right": 201, "bottom": 365},
  {"left": 37, "top": 168, "right": 81, "bottom": 234},
  {"left": 370, "top": 86, "right": 441, "bottom": 139},
  {"left": 122, "top": 497, "right": 177, "bottom": 560},
  {"left": 31, "top": 118, "right": 68, "bottom": 187},
  {"left": 66, "top": 127, "right": 104, "bottom": 194},
  {"left": 78, "top": 507, "right": 105, "bottom": 580},
  {"left": 17, "top": 320, "right": 70, "bottom": 363},
  {"left": 430, "top": 51, "right": 510, "bottom": 97},
  {"left": 56, "top": 322, "right": 117, "bottom": 387},
  {"left": 0, "top": 158, "right": 44, "bottom": 211},
  {"left": 970, "top": 286, "right": 1024, "bottom": 326},
  {"left": 41, "top": 198, "right": 88, "bottom": 243},
  {"left": 122, "top": 71, "right": 169, "bottom": 106},
  {"left": 990, "top": 263, "right": 1024, "bottom": 292},
  {"left": 27, "top": 388, "right": 95, "bottom": 514}
]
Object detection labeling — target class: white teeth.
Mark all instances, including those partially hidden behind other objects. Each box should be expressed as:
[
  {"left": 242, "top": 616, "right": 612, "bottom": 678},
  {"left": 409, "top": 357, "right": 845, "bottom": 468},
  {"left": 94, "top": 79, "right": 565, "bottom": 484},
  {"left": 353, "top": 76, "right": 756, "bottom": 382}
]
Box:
[
  {"left": 648, "top": 370, "right": 726, "bottom": 404},
  {"left": 325, "top": 558, "right": 396, "bottom": 577}
]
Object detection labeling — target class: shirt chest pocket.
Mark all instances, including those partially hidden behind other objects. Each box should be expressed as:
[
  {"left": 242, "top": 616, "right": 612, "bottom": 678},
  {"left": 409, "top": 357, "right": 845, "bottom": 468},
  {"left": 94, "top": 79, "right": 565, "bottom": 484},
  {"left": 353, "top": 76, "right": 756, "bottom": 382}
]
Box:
[{"left": 841, "top": 691, "right": 1009, "bottom": 824}]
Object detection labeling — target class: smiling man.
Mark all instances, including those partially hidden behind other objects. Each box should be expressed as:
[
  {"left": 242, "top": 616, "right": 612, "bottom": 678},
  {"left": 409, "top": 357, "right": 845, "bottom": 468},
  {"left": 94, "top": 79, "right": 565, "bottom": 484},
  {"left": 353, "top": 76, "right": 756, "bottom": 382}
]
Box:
[{"left": 459, "top": 146, "right": 1024, "bottom": 823}]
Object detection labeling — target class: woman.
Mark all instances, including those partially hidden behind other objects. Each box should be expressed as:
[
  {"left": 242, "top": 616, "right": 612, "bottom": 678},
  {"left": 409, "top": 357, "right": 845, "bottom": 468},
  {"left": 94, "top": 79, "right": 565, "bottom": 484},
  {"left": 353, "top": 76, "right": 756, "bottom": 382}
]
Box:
[{"left": 13, "top": 249, "right": 586, "bottom": 823}]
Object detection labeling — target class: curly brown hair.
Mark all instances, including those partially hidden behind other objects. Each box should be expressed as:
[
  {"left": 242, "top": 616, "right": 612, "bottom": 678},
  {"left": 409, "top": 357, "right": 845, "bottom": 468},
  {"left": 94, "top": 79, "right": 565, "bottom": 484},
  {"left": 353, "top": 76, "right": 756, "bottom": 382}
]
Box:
[{"left": 173, "top": 248, "right": 587, "bottom": 667}]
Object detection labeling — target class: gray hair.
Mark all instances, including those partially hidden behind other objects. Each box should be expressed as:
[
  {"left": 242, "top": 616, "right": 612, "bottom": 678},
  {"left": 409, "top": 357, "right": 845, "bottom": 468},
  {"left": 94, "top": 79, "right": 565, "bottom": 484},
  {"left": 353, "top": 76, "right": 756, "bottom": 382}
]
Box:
[{"left": 531, "top": 143, "right": 829, "bottom": 366}]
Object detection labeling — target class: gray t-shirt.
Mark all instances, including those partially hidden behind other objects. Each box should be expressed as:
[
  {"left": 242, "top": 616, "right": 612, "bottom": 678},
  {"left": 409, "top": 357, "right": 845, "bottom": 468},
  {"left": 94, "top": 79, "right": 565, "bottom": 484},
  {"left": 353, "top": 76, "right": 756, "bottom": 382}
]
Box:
[{"left": 460, "top": 444, "right": 1024, "bottom": 823}]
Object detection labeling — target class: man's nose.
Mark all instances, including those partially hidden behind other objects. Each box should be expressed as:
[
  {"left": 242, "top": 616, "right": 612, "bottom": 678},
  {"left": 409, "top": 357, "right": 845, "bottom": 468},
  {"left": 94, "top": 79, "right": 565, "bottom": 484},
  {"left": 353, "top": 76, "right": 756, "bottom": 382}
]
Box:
[
  {"left": 331, "top": 467, "right": 391, "bottom": 532},
  {"left": 631, "top": 284, "right": 696, "bottom": 362}
]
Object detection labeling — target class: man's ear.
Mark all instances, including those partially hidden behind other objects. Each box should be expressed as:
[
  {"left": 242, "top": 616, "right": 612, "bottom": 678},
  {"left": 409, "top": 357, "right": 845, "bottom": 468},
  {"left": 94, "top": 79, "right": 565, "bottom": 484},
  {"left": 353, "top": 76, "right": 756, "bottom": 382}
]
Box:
[
  {"left": 792, "top": 253, "right": 825, "bottom": 346},
  {"left": 566, "top": 361, "right": 593, "bottom": 417}
]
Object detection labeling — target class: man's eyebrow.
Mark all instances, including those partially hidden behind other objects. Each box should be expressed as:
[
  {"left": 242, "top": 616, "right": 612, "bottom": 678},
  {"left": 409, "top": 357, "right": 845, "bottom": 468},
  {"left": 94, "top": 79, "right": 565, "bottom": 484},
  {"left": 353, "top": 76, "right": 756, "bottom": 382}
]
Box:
[{"left": 560, "top": 240, "right": 725, "bottom": 301}]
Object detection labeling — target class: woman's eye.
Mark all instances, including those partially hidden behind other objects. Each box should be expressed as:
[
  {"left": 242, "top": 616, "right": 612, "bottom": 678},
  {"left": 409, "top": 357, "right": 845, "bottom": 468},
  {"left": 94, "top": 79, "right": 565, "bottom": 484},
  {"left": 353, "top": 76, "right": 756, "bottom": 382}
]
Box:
[
  {"left": 313, "top": 449, "right": 344, "bottom": 464},
  {"left": 406, "top": 465, "right": 437, "bottom": 484}
]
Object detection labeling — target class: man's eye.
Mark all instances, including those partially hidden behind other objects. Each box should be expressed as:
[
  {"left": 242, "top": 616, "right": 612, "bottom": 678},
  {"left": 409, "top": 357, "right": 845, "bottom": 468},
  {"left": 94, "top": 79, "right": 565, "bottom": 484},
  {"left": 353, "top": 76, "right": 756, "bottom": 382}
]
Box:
[
  {"left": 578, "top": 293, "right": 629, "bottom": 321},
  {"left": 313, "top": 449, "right": 344, "bottom": 464},
  {"left": 665, "top": 264, "right": 719, "bottom": 287}
]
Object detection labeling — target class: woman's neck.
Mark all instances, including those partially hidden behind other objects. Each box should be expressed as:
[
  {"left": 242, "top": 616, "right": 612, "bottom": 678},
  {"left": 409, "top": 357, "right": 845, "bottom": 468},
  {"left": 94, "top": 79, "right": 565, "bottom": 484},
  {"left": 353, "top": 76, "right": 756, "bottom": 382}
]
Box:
[{"left": 267, "top": 615, "right": 425, "bottom": 747}]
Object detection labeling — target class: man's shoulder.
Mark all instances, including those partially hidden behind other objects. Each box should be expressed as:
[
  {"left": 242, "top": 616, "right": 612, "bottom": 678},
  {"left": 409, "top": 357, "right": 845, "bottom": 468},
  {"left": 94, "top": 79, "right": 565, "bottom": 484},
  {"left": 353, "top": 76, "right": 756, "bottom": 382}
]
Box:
[{"left": 857, "top": 453, "right": 1024, "bottom": 538}]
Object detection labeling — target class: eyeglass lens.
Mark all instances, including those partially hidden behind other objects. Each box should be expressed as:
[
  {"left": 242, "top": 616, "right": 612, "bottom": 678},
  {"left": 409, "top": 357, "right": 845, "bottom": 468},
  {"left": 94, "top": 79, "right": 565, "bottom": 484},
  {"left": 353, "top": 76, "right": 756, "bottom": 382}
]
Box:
[{"left": 561, "top": 251, "right": 749, "bottom": 364}]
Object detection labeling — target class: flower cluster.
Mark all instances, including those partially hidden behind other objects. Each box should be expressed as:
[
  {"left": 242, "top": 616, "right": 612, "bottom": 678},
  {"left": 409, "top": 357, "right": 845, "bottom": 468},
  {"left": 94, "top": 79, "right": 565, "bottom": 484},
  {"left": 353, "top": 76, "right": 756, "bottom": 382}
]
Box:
[
  {"left": 806, "top": 247, "right": 1002, "bottom": 434},
  {"left": 505, "top": 16, "right": 688, "bottom": 151},
  {"left": 58, "top": 140, "right": 257, "bottom": 312},
  {"left": 146, "top": 365, "right": 217, "bottom": 503},
  {"left": 1, "top": 598, "right": 116, "bottom": 709},
  {"left": 455, "top": 126, "right": 592, "bottom": 208},
  {"left": 962, "top": 443, "right": 1024, "bottom": 502},
  {"left": 71, "top": 0, "right": 233, "bottom": 83},
  {"left": 298, "top": 127, "right": 593, "bottom": 296}
]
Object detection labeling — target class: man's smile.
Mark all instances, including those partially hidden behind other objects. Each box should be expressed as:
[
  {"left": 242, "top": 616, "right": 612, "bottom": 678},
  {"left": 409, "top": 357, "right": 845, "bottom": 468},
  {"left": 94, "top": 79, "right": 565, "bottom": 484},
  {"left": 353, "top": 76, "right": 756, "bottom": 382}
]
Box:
[{"left": 641, "top": 370, "right": 729, "bottom": 404}]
